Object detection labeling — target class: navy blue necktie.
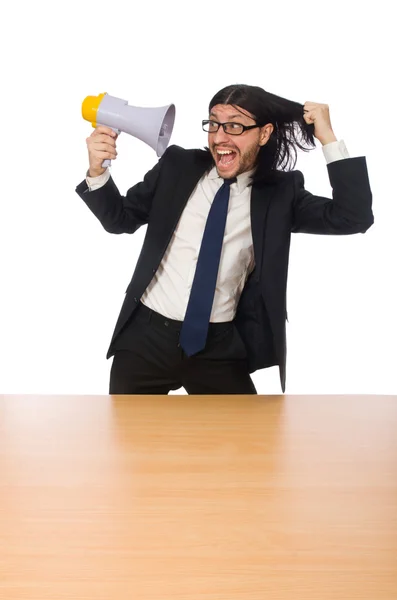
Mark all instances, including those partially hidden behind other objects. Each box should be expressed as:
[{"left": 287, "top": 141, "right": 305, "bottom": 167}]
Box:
[{"left": 179, "top": 177, "right": 236, "bottom": 356}]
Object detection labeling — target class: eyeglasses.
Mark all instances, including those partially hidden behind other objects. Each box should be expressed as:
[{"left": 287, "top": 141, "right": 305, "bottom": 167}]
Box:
[{"left": 202, "top": 120, "right": 260, "bottom": 136}]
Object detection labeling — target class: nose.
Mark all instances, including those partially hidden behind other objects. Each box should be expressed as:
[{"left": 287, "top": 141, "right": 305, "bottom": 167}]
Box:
[{"left": 212, "top": 125, "right": 230, "bottom": 145}]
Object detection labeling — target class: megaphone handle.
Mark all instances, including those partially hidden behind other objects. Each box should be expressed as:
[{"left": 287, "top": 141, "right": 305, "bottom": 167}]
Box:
[{"left": 100, "top": 126, "right": 120, "bottom": 168}]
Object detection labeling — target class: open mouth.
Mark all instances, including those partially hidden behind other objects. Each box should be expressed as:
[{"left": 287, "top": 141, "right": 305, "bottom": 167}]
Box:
[{"left": 216, "top": 148, "right": 238, "bottom": 169}]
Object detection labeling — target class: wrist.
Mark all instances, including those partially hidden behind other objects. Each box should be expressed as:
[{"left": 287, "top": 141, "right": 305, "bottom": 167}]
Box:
[
  {"left": 88, "top": 168, "right": 106, "bottom": 178},
  {"left": 319, "top": 132, "right": 338, "bottom": 146}
]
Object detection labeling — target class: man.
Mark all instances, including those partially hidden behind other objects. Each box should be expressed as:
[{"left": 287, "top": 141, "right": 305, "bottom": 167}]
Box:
[{"left": 75, "top": 84, "right": 374, "bottom": 395}]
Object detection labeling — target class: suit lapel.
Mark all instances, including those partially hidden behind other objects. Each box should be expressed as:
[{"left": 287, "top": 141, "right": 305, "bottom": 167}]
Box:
[{"left": 157, "top": 153, "right": 210, "bottom": 256}]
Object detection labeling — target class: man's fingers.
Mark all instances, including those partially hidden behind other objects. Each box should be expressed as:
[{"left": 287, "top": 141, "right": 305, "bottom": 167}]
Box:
[
  {"left": 92, "top": 133, "right": 117, "bottom": 145},
  {"left": 90, "top": 142, "right": 117, "bottom": 157},
  {"left": 86, "top": 126, "right": 118, "bottom": 174},
  {"left": 87, "top": 135, "right": 117, "bottom": 149},
  {"left": 92, "top": 126, "right": 117, "bottom": 137},
  {"left": 93, "top": 142, "right": 117, "bottom": 155},
  {"left": 94, "top": 136, "right": 117, "bottom": 148},
  {"left": 95, "top": 150, "right": 117, "bottom": 159}
]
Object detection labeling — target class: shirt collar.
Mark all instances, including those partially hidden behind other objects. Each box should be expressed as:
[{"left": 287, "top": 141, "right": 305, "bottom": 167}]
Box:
[{"left": 207, "top": 166, "right": 255, "bottom": 194}]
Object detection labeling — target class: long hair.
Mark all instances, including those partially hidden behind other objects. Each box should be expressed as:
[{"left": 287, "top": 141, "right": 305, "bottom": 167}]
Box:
[{"left": 204, "top": 83, "right": 317, "bottom": 184}]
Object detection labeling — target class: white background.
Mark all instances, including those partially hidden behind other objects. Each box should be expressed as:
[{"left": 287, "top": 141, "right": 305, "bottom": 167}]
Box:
[{"left": 1, "top": 0, "right": 395, "bottom": 395}]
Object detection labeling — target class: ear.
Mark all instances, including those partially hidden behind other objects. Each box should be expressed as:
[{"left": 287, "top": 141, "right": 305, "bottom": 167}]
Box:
[{"left": 259, "top": 123, "right": 274, "bottom": 146}]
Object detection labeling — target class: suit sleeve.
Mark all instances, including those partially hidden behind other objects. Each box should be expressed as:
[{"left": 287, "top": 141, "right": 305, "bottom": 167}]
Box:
[
  {"left": 291, "top": 157, "right": 374, "bottom": 235},
  {"left": 75, "top": 145, "right": 175, "bottom": 234}
]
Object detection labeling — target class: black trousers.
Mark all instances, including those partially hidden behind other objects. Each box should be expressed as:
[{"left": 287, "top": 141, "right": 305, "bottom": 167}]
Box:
[{"left": 109, "top": 302, "right": 257, "bottom": 395}]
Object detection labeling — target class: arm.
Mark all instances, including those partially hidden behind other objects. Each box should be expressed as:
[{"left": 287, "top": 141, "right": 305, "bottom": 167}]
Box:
[
  {"left": 293, "top": 103, "right": 374, "bottom": 234},
  {"left": 291, "top": 151, "right": 374, "bottom": 235},
  {"left": 75, "top": 145, "right": 174, "bottom": 234}
]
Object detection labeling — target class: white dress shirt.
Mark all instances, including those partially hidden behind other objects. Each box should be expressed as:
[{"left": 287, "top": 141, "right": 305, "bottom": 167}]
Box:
[{"left": 86, "top": 140, "right": 350, "bottom": 322}]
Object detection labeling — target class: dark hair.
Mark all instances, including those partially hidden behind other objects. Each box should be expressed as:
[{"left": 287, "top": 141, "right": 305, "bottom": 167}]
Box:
[{"left": 204, "top": 83, "right": 317, "bottom": 184}]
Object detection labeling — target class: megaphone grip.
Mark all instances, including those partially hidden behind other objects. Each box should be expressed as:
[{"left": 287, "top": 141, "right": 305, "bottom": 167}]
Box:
[{"left": 99, "top": 125, "right": 119, "bottom": 168}]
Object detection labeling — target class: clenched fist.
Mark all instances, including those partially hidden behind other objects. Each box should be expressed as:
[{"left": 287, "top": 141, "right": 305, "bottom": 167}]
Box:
[{"left": 86, "top": 126, "right": 118, "bottom": 178}]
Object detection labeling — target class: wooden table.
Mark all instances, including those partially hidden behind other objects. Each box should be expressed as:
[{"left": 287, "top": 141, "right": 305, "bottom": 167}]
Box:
[{"left": 1, "top": 394, "right": 396, "bottom": 599}]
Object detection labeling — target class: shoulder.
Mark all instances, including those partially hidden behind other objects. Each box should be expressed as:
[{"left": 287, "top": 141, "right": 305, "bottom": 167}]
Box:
[
  {"left": 163, "top": 144, "right": 211, "bottom": 161},
  {"left": 275, "top": 168, "right": 304, "bottom": 188},
  {"left": 160, "top": 144, "right": 213, "bottom": 174},
  {"left": 280, "top": 168, "right": 303, "bottom": 181},
  {"left": 254, "top": 168, "right": 300, "bottom": 188}
]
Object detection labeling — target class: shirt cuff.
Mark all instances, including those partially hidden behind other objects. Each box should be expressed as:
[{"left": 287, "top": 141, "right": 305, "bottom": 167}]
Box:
[
  {"left": 322, "top": 139, "right": 350, "bottom": 164},
  {"left": 86, "top": 168, "right": 111, "bottom": 191}
]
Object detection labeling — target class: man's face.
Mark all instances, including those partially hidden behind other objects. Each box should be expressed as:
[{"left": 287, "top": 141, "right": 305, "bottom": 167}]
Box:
[{"left": 208, "top": 104, "right": 274, "bottom": 179}]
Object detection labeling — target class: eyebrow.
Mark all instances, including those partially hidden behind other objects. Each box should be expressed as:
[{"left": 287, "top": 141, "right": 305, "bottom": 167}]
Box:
[{"left": 209, "top": 112, "right": 247, "bottom": 120}]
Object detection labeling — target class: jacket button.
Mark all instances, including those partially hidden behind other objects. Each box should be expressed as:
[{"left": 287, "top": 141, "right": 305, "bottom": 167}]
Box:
[{"left": 134, "top": 297, "right": 138, "bottom": 303}]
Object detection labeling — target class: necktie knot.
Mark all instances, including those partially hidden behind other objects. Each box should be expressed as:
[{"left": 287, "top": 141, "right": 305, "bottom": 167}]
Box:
[{"left": 224, "top": 177, "right": 237, "bottom": 187}]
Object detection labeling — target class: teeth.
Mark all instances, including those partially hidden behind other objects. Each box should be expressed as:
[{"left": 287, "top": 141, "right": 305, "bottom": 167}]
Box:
[{"left": 217, "top": 150, "right": 234, "bottom": 155}]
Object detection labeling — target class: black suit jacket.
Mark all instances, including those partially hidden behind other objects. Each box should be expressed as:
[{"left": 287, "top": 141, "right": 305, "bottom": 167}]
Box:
[{"left": 75, "top": 144, "right": 374, "bottom": 392}]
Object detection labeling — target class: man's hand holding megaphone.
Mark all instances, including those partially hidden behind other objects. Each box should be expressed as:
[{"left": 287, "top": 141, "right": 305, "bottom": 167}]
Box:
[
  {"left": 86, "top": 126, "right": 118, "bottom": 178},
  {"left": 82, "top": 93, "right": 176, "bottom": 177}
]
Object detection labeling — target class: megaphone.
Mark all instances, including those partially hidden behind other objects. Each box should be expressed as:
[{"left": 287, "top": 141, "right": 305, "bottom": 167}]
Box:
[{"left": 82, "top": 92, "right": 176, "bottom": 167}]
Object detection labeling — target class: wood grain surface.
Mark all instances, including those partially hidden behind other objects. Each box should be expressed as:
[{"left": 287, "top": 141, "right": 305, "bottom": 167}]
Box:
[{"left": 1, "top": 394, "right": 396, "bottom": 599}]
